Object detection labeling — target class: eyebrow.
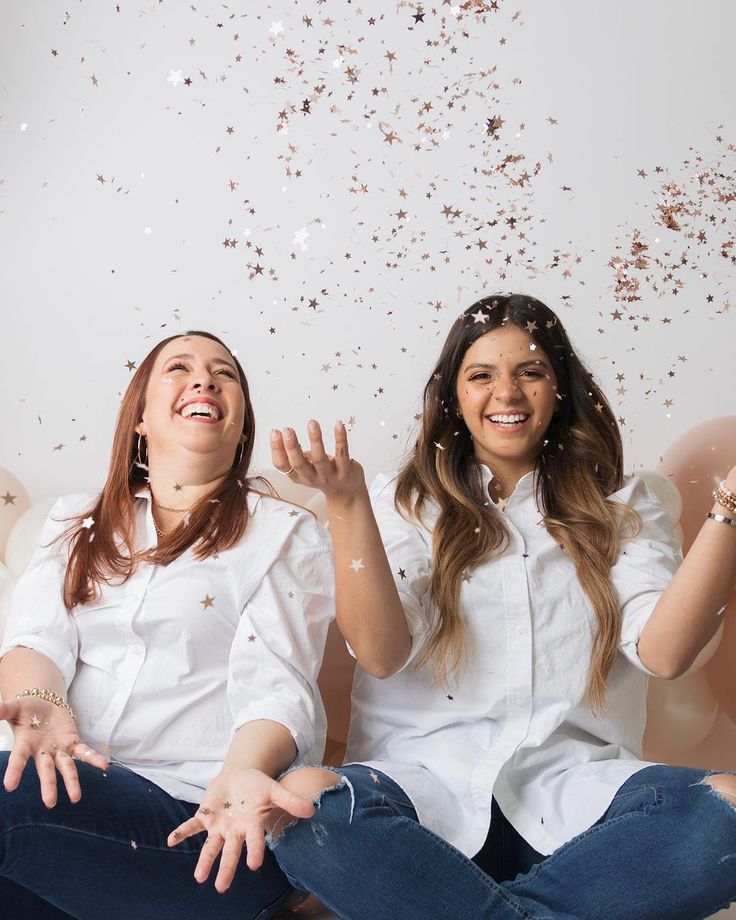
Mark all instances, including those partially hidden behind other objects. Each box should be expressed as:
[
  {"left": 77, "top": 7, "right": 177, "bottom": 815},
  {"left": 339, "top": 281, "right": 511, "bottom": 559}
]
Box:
[
  {"left": 463, "top": 360, "right": 550, "bottom": 372},
  {"left": 163, "top": 353, "right": 237, "bottom": 372}
]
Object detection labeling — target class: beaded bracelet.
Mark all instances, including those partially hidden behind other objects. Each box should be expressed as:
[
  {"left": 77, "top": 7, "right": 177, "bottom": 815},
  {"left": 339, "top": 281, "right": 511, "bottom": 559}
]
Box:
[
  {"left": 15, "top": 688, "right": 76, "bottom": 721},
  {"left": 712, "top": 481, "right": 736, "bottom": 514}
]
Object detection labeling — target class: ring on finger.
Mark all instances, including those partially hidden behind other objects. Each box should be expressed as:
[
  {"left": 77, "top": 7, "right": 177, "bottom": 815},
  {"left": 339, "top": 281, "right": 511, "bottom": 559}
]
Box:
[{"left": 281, "top": 466, "right": 296, "bottom": 476}]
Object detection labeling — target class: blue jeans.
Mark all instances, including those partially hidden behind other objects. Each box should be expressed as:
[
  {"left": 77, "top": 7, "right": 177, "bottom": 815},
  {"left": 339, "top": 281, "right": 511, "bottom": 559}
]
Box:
[
  {"left": 271, "top": 764, "right": 736, "bottom": 920},
  {"left": 0, "top": 754, "right": 293, "bottom": 920}
]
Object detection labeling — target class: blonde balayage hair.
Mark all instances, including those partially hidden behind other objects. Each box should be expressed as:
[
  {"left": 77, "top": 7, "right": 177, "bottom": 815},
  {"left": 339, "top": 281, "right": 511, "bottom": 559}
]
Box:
[{"left": 394, "top": 295, "right": 637, "bottom": 713}]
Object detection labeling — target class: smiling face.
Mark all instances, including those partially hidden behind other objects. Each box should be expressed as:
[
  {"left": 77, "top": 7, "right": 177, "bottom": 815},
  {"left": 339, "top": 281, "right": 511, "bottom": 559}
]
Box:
[
  {"left": 137, "top": 335, "right": 246, "bottom": 467},
  {"left": 455, "top": 323, "right": 558, "bottom": 480}
]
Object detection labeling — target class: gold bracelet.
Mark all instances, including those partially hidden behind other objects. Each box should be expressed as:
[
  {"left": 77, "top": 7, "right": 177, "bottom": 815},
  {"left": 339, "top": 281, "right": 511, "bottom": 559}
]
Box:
[
  {"left": 713, "top": 481, "right": 736, "bottom": 514},
  {"left": 15, "top": 688, "right": 76, "bottom": 721}
]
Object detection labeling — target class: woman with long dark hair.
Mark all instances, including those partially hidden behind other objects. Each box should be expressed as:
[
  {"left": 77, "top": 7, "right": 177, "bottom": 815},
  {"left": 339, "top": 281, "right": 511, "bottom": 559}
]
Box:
[
  {"left": 269, "top": 295, "right": 736, "bottom": 919},
  {"left": 0, "top": 332, "right": 333, "bottom": 919}
]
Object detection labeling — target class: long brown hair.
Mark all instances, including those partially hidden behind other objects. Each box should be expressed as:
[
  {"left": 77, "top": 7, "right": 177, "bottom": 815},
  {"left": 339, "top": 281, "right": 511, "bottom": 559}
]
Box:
[
  {"left": 395, "top": 294, "right": 638, "bottom": 713},
  {"left": 62, "top": 331, "right": 263, "bottom": 609}
]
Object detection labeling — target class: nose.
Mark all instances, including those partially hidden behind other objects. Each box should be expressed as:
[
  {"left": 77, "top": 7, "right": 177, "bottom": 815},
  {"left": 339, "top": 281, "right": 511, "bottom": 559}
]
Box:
[
  {"left": 192, "top": 377, "right": 217, "bottom": 392},
  {"left": 492, "top": 374, "right": 521, "bottom": 403}
]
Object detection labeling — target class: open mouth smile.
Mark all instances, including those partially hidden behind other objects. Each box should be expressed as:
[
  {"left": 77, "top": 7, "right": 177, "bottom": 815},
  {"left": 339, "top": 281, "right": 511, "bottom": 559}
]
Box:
[
  {"left": 485, "top": 412, "right": 530, "bottom": 431},
  {"left": 177, "top": 399, "right": 223, "bottom": 423}
]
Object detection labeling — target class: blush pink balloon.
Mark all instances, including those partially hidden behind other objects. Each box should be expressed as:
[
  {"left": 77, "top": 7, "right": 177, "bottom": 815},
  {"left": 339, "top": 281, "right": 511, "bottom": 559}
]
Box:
[{"left": 657, "top": 416, "right": 736, "bottom": 552}]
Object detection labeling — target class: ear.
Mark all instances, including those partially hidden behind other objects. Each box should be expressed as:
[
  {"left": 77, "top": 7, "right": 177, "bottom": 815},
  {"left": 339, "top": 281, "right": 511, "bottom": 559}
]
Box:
[{"left": 135, "top": 422, "right": 147, "bottom": 436}]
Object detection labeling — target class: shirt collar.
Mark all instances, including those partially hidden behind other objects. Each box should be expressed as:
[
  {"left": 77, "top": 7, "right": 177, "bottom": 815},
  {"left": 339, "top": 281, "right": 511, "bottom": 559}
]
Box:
[{"left": 477, "top": 463, "right": 536, "bottom": 506}]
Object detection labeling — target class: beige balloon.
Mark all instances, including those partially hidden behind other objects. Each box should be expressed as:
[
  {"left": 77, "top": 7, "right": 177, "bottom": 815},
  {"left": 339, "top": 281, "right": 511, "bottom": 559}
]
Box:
[
  {"left": 4, "top": 497, "right": 59, "bottom": 576},
  {"left": 0, "top": 467, "right": 30, "bottom": 560},
  {"left": 681, "top": 622, "right": 725, "bottom": 675},
  {"left": 644, "top": 670, "right": 719, "bottom": 759}
]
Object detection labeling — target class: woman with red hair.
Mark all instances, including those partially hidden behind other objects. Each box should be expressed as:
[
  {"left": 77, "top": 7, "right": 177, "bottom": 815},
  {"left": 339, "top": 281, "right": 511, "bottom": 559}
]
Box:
[{"left": 0, "top": 332, "right": 333, "bottom": 919}]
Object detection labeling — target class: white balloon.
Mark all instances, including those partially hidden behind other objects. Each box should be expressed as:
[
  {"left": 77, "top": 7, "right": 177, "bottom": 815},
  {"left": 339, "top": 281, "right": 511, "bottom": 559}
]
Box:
[
  {"left": 637, "top": 470, "right": 683, "bottom": 525},
  {"left": 4, "top": 497, "right": 58, "bottom": 576},
  {"left": 644, "top": 670, "right": 719, "bottom": 757},
  {"left": 0, "top": 466, "right": 30, "bottom": 560},
  {"left": 672, "top": 522, "right": 684, "bottom": 547}
]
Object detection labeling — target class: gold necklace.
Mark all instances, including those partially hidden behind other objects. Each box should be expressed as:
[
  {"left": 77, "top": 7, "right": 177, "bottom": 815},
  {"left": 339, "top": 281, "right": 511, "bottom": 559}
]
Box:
[
  {"left": 151, "top": 495, "right": 192, "bottom": 513},
  {"left": 152, "top": 518, "right": 169, "bottom": 537}
]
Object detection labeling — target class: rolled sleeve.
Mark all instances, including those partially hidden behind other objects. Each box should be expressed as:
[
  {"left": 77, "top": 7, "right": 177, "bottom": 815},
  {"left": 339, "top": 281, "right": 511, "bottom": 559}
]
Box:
[
  {"left": 610, "top": 477, "right": 682, "bottom": 675},
  {"left": 228, "top": 515, "right": 334, "bottom": 762},
  {"left": 0, "top": 497, "right": 81, "bottom": 687},
  {"left": 369, "top": 473, "right": 435, "bottom": 670}
]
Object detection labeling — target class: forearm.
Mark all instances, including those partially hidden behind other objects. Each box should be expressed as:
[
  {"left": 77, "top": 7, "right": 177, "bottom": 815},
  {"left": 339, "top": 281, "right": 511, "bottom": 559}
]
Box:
[
  {"left": 223, "top": 719, "right": 298, "bottom": 778},
  {"left": 326, "top": 489, "right": 411, "bottom": 677},
  {"left": 0, "top": 647, "right": 67, "bottom": 700},
  {"left": 638, "top": 497, "right": 736, "bottom": 679}
]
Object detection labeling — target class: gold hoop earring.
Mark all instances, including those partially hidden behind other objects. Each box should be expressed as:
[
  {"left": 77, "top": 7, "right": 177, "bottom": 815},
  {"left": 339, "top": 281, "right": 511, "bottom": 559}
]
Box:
[
  {"left": 135, "top": 433, "right": 148, "bottom": 471},
  {"left": 235, "top": 440, "right": 245, "bottom": 467}
]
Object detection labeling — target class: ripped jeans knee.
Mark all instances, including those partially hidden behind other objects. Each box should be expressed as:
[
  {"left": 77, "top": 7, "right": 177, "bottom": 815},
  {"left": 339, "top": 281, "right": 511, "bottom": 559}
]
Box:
[
  {"left": 697, "top": 771, "right": 736, "bottom": 813},
  {"left": 266, "top": 769, "right": 355, "bottom": 851}
]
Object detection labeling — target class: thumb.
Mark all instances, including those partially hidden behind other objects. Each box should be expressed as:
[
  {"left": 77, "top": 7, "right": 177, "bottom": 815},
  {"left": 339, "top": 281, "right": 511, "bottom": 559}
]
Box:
[
  {"left": 270, "top": 781, "right": 317, "bottom": 820},
  {"left": 0, "top": 699, "right": 21, "bottom": 723}
]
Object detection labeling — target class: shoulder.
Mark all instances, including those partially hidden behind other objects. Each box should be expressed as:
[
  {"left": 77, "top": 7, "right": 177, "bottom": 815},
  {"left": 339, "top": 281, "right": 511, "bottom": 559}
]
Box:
[
  {"left": 45, "top": 492, "right": 100, "bottom": 535},
  {"left": 608, "top": 475, "right": 666, "bottom": 517}
]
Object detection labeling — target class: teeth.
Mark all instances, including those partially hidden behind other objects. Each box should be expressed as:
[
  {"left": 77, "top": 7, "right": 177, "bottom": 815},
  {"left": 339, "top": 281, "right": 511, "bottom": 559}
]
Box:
[
  {"left": 180, "top": 402, "right": 221, "bottom": 420},
  {"left": 488, "top": 414, "right": 528, "bottom": 424}
]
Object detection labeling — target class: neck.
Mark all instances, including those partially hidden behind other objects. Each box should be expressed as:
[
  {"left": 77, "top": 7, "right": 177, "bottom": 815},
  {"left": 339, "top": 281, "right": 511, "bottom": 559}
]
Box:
[
  {"left": 480, "top": 459, "right": 534, "bottom": 502},
  {"left": 145, "top": 453, "right": 232, "bottom": 510}
]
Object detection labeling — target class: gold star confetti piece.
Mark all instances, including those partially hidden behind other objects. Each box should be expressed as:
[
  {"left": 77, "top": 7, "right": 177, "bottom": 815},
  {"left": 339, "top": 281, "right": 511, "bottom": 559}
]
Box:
[
  {"left": 200, "top": 595, "right": 215, "bottom": 609},
  {"left": 1, "top": 492, "right": 17, "bottom": 505},
  {"left": 81, "top": 516, "right": 94, "bottom": 529},
  {"left": 125, "top": 360, "right": 137, "bottom": 371},
  {"left": 349, "top": 559, "right": 365, "bottom": 573},
  {"left": 471, "top": 309, "right": 487, "bottom": 324},
  {"left": 369, "top": 771, "right": 379, "bottom": 783},
  {"left": 223, "top": 801, "right": 232, "bottom": 810},
  {"left": 131, "top": 840, "right": 138, "bottom": 850},
  {"left": 248, "top": 634, "right": 256, "bottom": 642},
  {"left": 30, "top": 715, "right": 41, "bottom": 728}
]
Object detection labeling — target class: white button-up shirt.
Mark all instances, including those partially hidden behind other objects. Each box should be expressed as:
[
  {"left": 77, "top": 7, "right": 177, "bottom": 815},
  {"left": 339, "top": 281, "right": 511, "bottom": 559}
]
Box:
[
  {"left": 346, "top": 469, "right": 681, "bottom": 857},
  {"left": 1, "top": 490, "right": 334, "bottom": 803}
]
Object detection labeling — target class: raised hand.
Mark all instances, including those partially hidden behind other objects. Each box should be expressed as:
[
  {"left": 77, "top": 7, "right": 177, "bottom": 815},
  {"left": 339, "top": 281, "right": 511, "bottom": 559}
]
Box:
[
  {"left": 270, "top": 419, "right": 367, "bottom": 504},
  {"left": 168, "top": 767, "right": 315, "bottom": 893},
  {"left": 0, "top": 697, "right": 109, "bottom": 808}
]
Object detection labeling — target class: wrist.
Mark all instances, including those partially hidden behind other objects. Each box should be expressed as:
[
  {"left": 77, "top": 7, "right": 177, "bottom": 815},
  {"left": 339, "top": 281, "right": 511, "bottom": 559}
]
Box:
[{"left": 325, "top": 486, "right": 370, "bottom": 517}]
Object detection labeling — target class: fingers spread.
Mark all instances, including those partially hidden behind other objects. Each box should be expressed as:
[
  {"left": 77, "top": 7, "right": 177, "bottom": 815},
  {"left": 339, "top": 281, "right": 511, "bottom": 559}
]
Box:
[
  {"left": 195, "top": 833, "right": 224, "bottom": 884},
  {"left": 168, "top": 815, "right": 204, "bottom": 847},
  {"left": 215, "top": 834, "right": 246, "bottom": 892},
  {"left": 71, "top": 741, "right": 108, "bottom": 771},
  {"left": 244, "top": 823, "right": 266, "bottom": 872},
  {"left": 306, "top": 420, "right": 329, "bottom": 465},
  {"left": 34, "top": 751, "right": 58, "bottom": 808},
  {"left": 4, "top": 743, "right": 30, "bottom": 792},
  {"left": 270, "top": 429, "right": 291, "bottom": 472},
  {"left": 55, "top": 751, "right": 81, "bottom": 804},
  {"left": 333, "top": 421, "right": 351, "bottom": 472}
]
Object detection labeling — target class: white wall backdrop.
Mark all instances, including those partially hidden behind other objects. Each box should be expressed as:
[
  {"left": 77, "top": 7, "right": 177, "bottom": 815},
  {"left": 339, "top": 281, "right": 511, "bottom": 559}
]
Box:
[{"left": 1, "top": 0, "right": 734, "bottom": 501}]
